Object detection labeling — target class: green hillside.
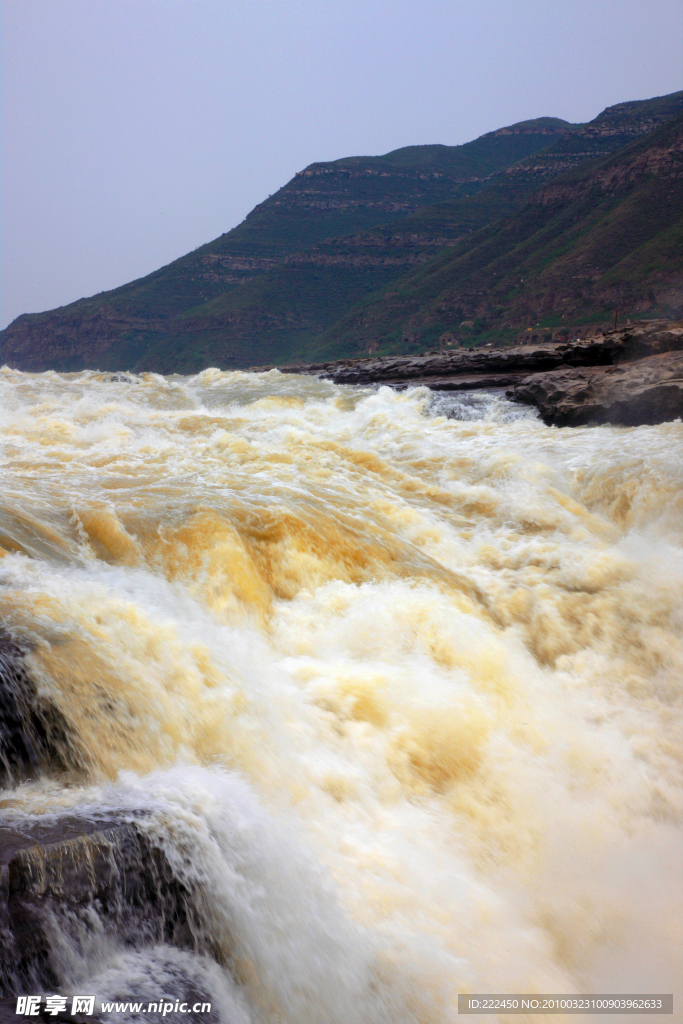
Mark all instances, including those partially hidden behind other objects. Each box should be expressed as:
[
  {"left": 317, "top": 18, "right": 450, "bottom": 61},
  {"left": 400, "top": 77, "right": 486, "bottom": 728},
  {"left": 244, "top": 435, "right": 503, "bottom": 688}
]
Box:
[
  {"left": 7, "top": 118, "right": 571, "bottom": 322},
  {"left": 144, "top": 92, "right": 683, "bottom": 371},
  {"left": 316, "top": 113, "right": 683, "bottom": 356}
]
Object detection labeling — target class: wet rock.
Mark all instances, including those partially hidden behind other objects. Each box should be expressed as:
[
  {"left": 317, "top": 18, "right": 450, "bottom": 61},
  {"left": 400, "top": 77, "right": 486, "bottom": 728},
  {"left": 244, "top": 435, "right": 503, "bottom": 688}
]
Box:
[
  {"left": 0, "top": 817, "right": 224, "bottom": 994},
  {"left": 507, "top": 350, "right": 683, "bottom": 427},
  {"left": 0, "top": 635, "right": 76, "bottom": 786},
  {"left": 0, "top": 642, "right": 228, "bottom": 999}
]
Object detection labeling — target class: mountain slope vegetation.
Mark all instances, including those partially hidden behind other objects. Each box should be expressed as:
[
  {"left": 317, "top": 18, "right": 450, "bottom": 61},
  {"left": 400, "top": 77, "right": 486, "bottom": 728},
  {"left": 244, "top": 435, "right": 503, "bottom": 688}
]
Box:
[
  {"left": 317, "top": 113, "right": 683, "bottom": 356},
  {"left": 2, "top": 91, "right": 682, "bottom": 372}
]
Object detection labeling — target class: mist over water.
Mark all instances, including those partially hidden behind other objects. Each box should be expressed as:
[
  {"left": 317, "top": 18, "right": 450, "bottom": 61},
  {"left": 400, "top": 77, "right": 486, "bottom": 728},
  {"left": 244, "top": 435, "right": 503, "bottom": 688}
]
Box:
[{"left": 0, "top": 367, "right": 681, "bottom": 1022}]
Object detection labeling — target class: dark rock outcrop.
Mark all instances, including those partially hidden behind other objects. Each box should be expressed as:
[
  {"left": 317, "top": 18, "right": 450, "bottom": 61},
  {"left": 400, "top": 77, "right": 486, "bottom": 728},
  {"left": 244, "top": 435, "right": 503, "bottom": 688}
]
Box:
[
  {"left": 508, "top": 349, "right": 683, "bottom": 426},
  {"left": 0, "top": 635, "right": 78, "bottom": 787},
  {"left": 0, "top": 816, "right": 223, "bottom": 995}
]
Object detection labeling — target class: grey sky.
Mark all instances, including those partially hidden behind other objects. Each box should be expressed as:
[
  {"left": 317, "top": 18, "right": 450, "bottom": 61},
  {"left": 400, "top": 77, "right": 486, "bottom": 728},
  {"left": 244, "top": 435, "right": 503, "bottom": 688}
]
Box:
[{"left": 2, "top": 0, "right": 682, "bottom": 330}]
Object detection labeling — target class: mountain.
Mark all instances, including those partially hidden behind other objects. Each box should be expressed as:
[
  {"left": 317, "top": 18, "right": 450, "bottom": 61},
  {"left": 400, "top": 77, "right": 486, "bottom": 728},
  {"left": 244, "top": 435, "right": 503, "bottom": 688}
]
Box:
[
  {"left": 2, "top": 91, "right": 682, "bottom": 372},
  {"left": 318, "top": 113, "right": 683, "bottom": 356},
  {"left": 188, "top": 91, "right": 683, "bottom": 369},
  {"left": 1, "top": 117, "right": 570, "bottom": 373}
]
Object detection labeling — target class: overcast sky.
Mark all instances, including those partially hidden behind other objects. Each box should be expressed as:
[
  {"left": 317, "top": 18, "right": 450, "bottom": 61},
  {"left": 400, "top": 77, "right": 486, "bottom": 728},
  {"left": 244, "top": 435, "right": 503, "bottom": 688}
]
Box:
[{"left": 1, "top": 0, "right": 682, "bottom": 329}]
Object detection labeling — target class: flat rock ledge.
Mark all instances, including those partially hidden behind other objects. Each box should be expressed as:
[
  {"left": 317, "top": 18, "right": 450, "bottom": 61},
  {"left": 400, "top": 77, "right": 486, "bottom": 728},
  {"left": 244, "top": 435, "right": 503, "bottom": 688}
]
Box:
[{"left": 254, "top": 320, "right": 683, "bottom": 427}]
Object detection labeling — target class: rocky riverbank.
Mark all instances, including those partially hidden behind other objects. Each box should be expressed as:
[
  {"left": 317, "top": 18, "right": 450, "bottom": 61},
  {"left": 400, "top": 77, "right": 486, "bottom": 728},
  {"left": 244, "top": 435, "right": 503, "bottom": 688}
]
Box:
[{"left": 269, "top": 319, "right": 683, "bottom": 426}]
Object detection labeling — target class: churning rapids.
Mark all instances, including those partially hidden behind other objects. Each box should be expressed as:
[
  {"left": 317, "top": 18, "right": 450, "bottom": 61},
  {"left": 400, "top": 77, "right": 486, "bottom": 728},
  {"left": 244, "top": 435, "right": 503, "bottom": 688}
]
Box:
[{"left": 0, "top": 367, "right": 681, "bottom": 1023}]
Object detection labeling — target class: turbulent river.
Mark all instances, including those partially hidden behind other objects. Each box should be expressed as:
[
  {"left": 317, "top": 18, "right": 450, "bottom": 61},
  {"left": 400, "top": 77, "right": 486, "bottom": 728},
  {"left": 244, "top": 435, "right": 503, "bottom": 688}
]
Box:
[{"left": 0, "top": 368, "right": 681, "bottom": 1023}]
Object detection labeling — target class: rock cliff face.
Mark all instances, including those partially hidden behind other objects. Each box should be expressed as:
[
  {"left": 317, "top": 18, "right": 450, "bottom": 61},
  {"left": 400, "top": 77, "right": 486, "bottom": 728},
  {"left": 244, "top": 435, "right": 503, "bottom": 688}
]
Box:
[{"left": 275, "top": 321, "right": 683, "bottom": 427}]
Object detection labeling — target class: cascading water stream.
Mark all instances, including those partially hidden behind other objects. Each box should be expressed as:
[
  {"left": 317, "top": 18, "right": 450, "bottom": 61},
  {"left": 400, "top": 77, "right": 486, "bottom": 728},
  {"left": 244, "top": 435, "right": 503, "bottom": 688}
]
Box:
[{"left": 0, "top": 367, "right": 681, "bottom": 1022}]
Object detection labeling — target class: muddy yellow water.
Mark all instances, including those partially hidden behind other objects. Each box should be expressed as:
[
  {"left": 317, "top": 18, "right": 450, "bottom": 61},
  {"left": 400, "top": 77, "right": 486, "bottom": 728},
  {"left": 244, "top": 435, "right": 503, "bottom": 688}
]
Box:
[{"left": 1, "top": 368, "right": 681, "bottom": 1022}]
